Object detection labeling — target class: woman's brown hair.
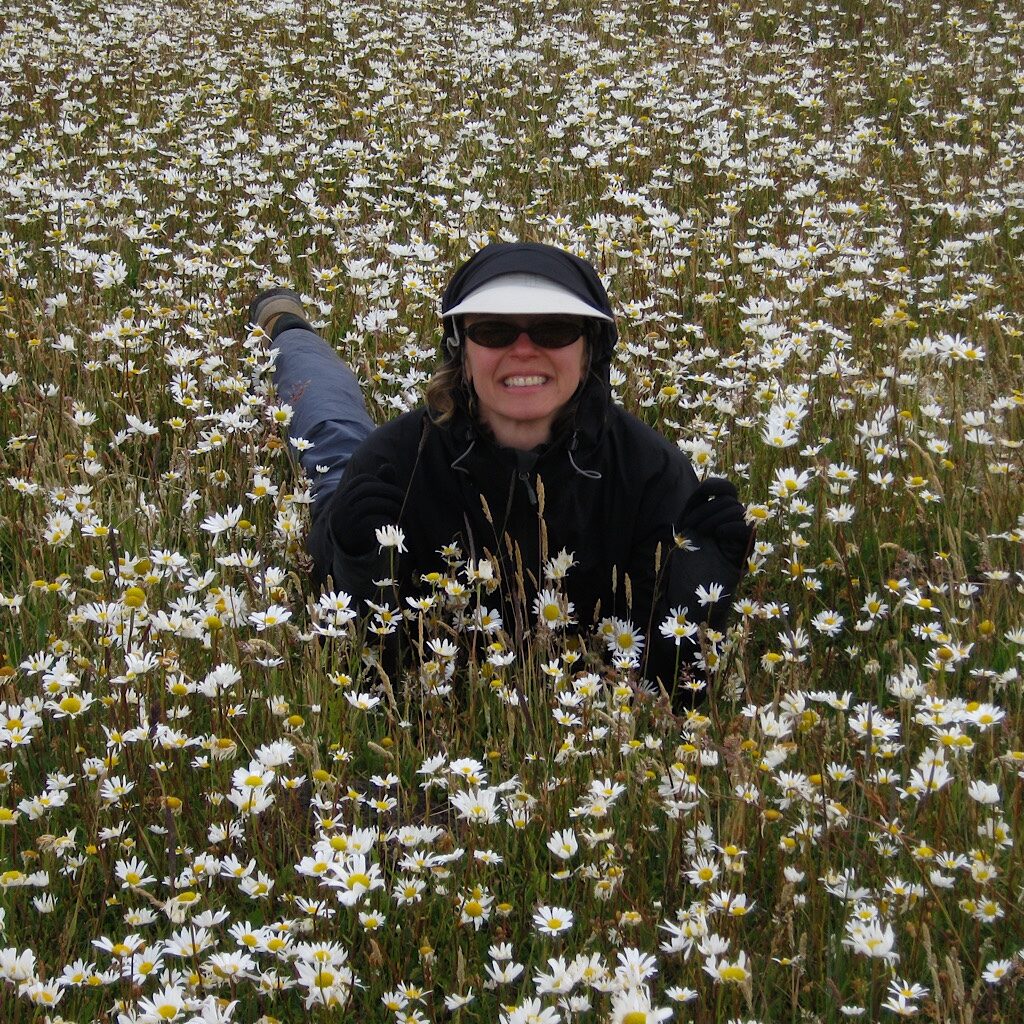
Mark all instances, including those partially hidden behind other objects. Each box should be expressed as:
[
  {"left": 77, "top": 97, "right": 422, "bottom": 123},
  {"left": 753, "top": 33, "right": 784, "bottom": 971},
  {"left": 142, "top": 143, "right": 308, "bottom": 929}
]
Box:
[{"left": 423, "top": 355, "right": 466, "bottom": 425}]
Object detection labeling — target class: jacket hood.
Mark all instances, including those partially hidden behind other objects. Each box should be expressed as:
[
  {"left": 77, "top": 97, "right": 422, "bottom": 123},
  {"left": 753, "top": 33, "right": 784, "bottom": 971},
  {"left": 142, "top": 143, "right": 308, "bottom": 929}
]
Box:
[{"left": 438, "top": 242, "right": 618, "bottom": 452}]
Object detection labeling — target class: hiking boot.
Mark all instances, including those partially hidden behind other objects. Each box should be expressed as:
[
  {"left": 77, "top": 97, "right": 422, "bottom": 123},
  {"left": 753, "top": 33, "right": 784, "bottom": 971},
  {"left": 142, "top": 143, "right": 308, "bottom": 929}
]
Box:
[{"left": 248, "top": 287, "right": 306, "bottom": 335}]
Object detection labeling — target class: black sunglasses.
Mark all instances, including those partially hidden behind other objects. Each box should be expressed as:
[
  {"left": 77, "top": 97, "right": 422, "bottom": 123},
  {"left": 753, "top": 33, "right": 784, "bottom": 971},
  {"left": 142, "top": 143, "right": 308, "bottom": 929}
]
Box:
[{"left": 462, "top": 319, "right": 586, "bottom": 349}]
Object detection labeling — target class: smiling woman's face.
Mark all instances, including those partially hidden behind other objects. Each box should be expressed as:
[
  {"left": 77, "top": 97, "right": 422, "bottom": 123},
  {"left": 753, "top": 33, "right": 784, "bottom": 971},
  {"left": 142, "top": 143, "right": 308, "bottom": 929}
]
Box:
[{"left": 462, "top": 314, "right": 588, "bottom": 450}]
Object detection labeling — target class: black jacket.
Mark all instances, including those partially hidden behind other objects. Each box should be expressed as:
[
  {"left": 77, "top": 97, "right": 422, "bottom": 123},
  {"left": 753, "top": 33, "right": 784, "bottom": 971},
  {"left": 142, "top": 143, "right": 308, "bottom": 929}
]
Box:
[{"left": 308, "top": 243, "right": 742, "bottom": 703}]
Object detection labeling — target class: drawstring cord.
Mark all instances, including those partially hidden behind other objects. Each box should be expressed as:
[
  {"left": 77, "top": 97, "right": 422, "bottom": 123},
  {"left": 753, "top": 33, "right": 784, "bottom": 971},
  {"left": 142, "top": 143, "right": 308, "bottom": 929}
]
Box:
[
  {"left": 450, "top": 434, "right": 476, "bottom": 474},
  {"left": 568, "top": 431, "right": 602, "bottom": 480}
]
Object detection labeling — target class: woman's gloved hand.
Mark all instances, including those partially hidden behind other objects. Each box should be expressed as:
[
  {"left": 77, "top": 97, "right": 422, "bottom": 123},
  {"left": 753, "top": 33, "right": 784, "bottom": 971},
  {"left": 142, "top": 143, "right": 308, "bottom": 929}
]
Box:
[
  {"left": 331, "top": 465, "right": 405, "bottom": 557},
  {"left": 679, "top": 477, "right": 753, "bottom": 571}
]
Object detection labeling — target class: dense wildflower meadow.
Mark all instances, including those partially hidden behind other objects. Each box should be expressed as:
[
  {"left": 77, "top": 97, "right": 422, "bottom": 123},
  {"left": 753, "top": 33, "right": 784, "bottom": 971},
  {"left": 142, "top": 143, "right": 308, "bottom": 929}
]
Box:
[{"left": 0, "top": 0, "right": 1023, "bottom": 1020}]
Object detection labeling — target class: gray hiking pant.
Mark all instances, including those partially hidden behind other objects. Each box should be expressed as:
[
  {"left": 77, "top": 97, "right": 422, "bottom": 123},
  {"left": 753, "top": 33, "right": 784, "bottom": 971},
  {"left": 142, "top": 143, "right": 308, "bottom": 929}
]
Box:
[{"left": 271, "top": 320, "right": 374, "bottom": 513}]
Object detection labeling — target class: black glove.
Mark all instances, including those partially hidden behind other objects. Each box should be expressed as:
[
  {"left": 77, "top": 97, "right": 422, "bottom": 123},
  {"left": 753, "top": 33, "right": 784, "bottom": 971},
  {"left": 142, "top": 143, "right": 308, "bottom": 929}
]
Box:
[
  {"left": 331, "top": 465, "right": 405, "bottom": 557},
  {"left": 679, "top": 478, "right": 753, "bottom": 571}
]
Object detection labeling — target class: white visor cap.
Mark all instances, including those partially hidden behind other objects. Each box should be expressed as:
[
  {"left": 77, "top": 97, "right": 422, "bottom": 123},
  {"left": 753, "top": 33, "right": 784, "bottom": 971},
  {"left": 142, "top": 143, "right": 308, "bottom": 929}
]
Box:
[{"left": 444, "top": 273, "right": 612, "bottom": 321}]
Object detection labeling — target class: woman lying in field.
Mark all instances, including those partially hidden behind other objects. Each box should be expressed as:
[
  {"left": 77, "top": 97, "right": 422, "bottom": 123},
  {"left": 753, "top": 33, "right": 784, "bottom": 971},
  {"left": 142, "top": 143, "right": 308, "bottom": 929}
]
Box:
[{"left": 252, "top": 241, "right": 752, "bottom": 707}]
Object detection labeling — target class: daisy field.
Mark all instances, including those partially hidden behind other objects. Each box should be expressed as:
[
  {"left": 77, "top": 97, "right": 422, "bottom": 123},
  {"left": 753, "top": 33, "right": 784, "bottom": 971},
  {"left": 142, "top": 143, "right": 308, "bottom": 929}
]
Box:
[{"left": 0, "top": 0, "right": 1022, "bottom": 1021}]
